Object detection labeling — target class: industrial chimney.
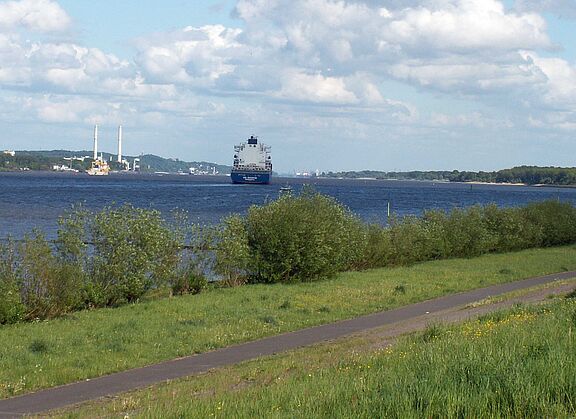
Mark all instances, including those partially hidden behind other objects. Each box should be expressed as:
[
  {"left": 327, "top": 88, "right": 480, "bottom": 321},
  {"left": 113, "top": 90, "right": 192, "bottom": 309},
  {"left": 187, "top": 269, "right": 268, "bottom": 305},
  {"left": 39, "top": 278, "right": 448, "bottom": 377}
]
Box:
[
  {"left": 117, "top": 125, "right": 123, "bottom": 163},
  {"left": 93, "top": 125, "right": 98, "bottom": 160}
]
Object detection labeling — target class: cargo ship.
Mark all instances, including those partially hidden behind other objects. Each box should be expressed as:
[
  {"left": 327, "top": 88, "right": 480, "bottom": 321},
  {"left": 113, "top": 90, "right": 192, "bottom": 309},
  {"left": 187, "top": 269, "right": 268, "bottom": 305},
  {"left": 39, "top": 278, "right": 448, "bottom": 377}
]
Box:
[{"left": 231, "top": 135, "right": 272, "bottom": 184}]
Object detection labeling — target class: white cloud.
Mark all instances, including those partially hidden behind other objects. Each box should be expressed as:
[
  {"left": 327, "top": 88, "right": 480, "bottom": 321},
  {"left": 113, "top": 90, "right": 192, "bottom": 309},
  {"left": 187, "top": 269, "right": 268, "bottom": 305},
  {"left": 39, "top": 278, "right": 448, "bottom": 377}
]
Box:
[
  {"left": 0, "top": 0, "right": 70, "bottom": 32},
  {"left": 274, "top": 70, "right": 358, "bottom": 104},
  {"left": 429, "top": 111, "right": 513, "bottom": 129},
  {"left": 136, "top": 25, "right": 243, "bottom": 86},
  {"left": 388, "top": 53, "right": 547, "bottom": 93},
  {"left": 382, "top": 0, "right": 550, "bottom": 53},
  {"left": 521, "top": 51, "right": 576, "bottom": 107}
]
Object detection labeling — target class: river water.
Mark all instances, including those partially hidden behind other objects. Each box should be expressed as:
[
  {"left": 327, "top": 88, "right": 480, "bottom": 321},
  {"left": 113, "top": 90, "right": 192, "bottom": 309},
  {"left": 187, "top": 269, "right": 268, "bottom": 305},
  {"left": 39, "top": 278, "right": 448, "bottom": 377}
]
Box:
[{"left": 1, "top": 172, "right": 575, "bottom": 239}]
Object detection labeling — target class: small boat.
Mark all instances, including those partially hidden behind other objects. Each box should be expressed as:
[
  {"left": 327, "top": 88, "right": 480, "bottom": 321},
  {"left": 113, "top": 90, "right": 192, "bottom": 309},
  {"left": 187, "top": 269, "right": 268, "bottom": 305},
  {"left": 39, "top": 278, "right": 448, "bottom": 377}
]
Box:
[{"left": 279, "top": 185, "right": 292, "bottom": 194}]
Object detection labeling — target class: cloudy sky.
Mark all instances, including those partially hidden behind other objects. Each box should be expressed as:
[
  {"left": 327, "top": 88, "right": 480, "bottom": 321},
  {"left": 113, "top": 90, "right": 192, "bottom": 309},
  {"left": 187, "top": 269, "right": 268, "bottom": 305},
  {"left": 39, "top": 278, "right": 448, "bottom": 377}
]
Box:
[{"left": 0, "top": 0, "right": 574, "bottom": 172}]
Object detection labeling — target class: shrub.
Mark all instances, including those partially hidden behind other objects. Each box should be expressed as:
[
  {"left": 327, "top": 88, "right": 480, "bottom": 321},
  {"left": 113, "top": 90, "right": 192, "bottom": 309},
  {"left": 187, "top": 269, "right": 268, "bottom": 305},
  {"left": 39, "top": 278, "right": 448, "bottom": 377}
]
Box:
[
  {"left": 482, "top": 204, "right": 538, "bottom": 252},
  {"left": 244, "top": 190, "right": 365, "bottom": 283},
  {"left": 88, "top": 205, "right": 181, "bottom": 305},
  {"left": 0, "top": 240, "right": 25, "bottom": 324},
  {"left": 386, "top": 215, "right": 430, "bottom": 266},
  {"left": 420, "top": 209, "right": 450, "bottom": 259},
  {"left": 171, "top": 269, "right": 207, "bottom": 295},
  {"left": 55, "top": 205, "right": 89, "bottom": 266},
  {"left": 214, "top": 215, "right": 250, "bottom": 287},
  {"left": 442, "top": 206, "right": 494, "bottom": 258},
  {"left": 521, "top": 201, "right": 576, "bottom": 247},
  {"left": 17, "top": 232, "right": 83, "bottom": 319},
  {"left": 355, "top": 224, "right": 393, "bottom": 269}
]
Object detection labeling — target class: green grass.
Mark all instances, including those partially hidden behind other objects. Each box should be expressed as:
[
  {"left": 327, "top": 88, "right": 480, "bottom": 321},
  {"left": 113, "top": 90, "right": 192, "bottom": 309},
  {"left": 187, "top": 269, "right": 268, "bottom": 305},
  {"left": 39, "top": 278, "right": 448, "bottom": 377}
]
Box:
[
  {"left": 55, "top": 295, "right": 576, "bottom": 419},
  {"left": 1, "top": 246, "right": 576, "bottom": 399}
]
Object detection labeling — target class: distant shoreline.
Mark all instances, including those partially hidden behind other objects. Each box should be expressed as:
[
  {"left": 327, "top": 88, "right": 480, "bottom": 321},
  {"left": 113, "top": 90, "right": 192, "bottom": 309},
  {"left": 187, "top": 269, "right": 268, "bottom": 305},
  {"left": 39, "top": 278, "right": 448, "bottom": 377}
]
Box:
[
  {"left": 461, "top": 181, "right": 527, "bottom": 186},
  {"left": 3, "top": 170, "right": 576, "bottom": 188}
]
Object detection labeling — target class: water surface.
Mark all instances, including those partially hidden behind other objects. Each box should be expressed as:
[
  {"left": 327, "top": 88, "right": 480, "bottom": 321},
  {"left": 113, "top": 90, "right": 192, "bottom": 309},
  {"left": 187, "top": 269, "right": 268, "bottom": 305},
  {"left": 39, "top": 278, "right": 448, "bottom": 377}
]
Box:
[{"left": 1, "top": 172, "right": 574, "bottom": 239}]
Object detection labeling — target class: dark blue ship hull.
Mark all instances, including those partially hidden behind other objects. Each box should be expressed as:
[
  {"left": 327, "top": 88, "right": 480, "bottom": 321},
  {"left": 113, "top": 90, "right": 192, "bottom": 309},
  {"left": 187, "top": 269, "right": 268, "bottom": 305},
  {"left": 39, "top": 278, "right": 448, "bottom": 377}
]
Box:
[{"left": 231, "top": 171, "right": 271, "bottom": 184}]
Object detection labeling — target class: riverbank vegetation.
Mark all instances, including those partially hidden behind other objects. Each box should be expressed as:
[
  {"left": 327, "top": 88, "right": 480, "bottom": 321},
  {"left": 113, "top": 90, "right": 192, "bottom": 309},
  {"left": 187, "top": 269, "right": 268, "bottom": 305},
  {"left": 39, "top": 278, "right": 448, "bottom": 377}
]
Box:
[
  {"left": 0, "top": 247, "right": 575, "bottom": 398},
  {"left": 1, "top": 191, "right": 576, "bottom": 325},
  {"left": 61, "top": 295, "right": 576, "bottom": 418},
  {"left": 323, "top": 165, "right": 576, "bottom": 185}
]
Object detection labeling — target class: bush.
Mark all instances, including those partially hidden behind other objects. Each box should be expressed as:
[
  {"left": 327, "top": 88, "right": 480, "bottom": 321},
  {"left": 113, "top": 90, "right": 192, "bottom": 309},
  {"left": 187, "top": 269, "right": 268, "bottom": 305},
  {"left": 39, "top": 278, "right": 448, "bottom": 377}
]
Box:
[
  {"left": 442, "top": 206, "right": 495, "bottom": 258},
  {"left": 482, "top": 204, "right": 538, "bottom": 252},
  {"left": 386, "top": 216, "right": 430, "bottom": 266},
  {"left": 0, "top": 240, "right": 25, "bottom": 324},
  {"left": 521, "top": 201, "right": 576, "bottom": 247},
  {"left": 171, "top": 268, "right": 207, "bottom": 295},
  {"left": 244, "top": 190, "right": 366, "bottom": 283},
  {"left": 0, "top": 276, "right": 25, "bottom": 325},
  {"left": 88, "top": 205, "right": 181, "bottom": 305},
  {"left": 214, "top": 215, "right": 250, "bottom": 286},
  {"left": 16, "top": 232, "right": 84, "bottom": 319},
  {"left": 356, "top": 224, "right": 393, "bottom": 269}
]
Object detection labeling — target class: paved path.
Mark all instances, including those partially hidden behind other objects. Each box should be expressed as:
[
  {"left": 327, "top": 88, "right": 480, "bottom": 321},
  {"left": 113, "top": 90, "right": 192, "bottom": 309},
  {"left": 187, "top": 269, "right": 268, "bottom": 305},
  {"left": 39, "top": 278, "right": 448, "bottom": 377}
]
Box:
[{"left": 1, "top": 271, "right": 575, "bottom": 418}]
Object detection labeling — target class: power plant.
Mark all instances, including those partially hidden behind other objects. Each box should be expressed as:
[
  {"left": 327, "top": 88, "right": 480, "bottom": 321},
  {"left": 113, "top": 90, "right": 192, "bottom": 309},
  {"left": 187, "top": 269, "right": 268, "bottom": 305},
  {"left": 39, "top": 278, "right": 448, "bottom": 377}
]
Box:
[{"left": 87, "top": 124, "right": 134, "bottom": 175}]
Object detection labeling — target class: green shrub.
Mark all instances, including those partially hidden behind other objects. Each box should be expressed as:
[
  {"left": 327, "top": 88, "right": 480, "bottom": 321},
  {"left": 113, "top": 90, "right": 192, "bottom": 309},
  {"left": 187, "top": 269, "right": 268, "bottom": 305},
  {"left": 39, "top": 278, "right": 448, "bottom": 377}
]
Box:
[
  {"left": 171, "top": 268, "right": 208, "bottom": 295},
  {"left": 387, "top": 215, "right": 430, "bottom": 265},
  {"left": 442, "top": 206, "right": 495, "bottom": 258},
  {"left": 88, "top": 205, "right": 181, "bottom": 305},
  {"left": 214, "top": 215, "right": 250, "bottom": 286},
  {"left": 356, "top": 224, "right": 393, "bottom": 269},
  {"left": 244, "top": 190, "right": 365, "bottom": 283},
  {"left": 0, "top": 281, "right": 24, "bottom": 325},
  {"left": 55, "top": 205, "right": 89, "bottom": 265},
  {"left": 521, "top": 201, "right": 576, "bottom": 247},
  {"left": 17, "top": 232, "right": 83, "bottom": 319},
  {"left": 0, "top": 240, "right": 25, "bottom": 324},
  {"left": 420, "top": 209, "right": 450, "bottom": 259},
  {"left": 482, "top": 204, "right": 539, "bottom": 252}
]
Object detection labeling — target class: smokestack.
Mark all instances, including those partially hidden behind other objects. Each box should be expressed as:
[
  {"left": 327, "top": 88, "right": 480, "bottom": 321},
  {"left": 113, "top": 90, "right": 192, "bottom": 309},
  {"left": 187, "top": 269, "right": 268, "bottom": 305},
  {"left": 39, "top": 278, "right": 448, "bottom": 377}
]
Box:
[
  {"left": 117, "top": 125, "right": 123, "bottom": 163},
  {"left": 93, "top": 125, "right": 98, "bottom": 160}
]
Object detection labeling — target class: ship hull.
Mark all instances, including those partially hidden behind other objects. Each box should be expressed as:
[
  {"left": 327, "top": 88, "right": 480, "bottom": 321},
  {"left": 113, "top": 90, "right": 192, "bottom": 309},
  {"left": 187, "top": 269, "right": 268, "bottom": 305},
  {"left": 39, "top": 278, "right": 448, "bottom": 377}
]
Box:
[{"left": 231, "top": 171, "right": 271, "bottom": 184}]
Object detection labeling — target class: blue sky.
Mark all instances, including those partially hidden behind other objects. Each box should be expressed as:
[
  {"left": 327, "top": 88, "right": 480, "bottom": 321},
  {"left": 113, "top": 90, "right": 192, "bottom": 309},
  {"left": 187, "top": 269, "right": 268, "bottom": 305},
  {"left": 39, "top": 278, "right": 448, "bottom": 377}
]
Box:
[{"left": 0, "top": 0, "right": 575, "bottom": 173}]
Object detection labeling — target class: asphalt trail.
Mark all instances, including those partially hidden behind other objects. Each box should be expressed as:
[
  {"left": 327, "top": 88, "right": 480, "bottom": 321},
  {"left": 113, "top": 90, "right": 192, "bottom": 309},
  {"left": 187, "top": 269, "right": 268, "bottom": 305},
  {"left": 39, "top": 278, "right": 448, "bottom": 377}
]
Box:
[{"left": 1, "top": 270, "right": 575, "bottom": 418}]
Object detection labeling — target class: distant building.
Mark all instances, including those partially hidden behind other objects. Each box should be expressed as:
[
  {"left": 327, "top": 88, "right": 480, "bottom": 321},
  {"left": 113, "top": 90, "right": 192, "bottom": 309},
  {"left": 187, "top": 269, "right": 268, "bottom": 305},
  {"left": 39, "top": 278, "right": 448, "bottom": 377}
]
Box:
[
  {"left": 53, "top": 164, "right": 78, "bottom": 172},
  {"left": 63, "top": 156, "right": 88, "bottom": 162},
  {"left": 3, "top": 150, "right": 15, "bottom": 156}
]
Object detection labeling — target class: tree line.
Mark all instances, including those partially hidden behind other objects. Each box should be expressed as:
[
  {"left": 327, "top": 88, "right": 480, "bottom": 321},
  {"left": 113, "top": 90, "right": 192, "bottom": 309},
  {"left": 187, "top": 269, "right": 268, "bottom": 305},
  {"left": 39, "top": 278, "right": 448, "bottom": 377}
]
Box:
[{"left": 322, "top": 166, "right": 576, "bottom": 185}]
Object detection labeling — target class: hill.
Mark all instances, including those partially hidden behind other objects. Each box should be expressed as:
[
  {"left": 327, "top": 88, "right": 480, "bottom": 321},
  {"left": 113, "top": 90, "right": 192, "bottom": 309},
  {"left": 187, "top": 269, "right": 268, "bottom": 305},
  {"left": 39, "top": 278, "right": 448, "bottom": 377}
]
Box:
[{"left": 0, "top": 150, "right": 231, "bottom": 174}]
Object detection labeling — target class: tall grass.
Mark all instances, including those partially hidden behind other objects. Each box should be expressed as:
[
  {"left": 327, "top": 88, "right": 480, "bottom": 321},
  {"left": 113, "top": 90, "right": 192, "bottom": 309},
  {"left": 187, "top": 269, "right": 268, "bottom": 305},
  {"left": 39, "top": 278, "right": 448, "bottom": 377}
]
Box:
[{"left": 139, "top": 299, "right": 576, "bottom": 418}]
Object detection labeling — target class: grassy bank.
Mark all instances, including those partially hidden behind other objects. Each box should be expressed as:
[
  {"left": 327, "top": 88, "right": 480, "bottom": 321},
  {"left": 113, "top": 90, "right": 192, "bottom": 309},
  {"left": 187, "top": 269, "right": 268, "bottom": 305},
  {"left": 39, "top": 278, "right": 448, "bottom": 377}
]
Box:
[
  {"left": 1, "top": 246, "right": 575, "bottom": 399},
  {"left": 65, "top": 293, "right": 576, "bottom": 418}
]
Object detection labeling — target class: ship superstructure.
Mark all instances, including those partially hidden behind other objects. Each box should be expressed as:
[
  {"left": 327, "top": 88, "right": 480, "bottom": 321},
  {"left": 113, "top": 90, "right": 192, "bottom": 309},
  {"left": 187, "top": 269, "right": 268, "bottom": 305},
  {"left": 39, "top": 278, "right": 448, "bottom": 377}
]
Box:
[{"left": 231, "top": 135, "right": 272, "bottom": 184}]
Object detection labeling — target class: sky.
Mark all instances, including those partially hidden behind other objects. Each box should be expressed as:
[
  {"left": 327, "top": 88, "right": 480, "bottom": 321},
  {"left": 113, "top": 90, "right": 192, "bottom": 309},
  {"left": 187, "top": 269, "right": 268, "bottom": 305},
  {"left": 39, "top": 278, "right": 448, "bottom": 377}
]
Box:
[{"left": 0, "top": 0, "right": 575, "bottom": 173}]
